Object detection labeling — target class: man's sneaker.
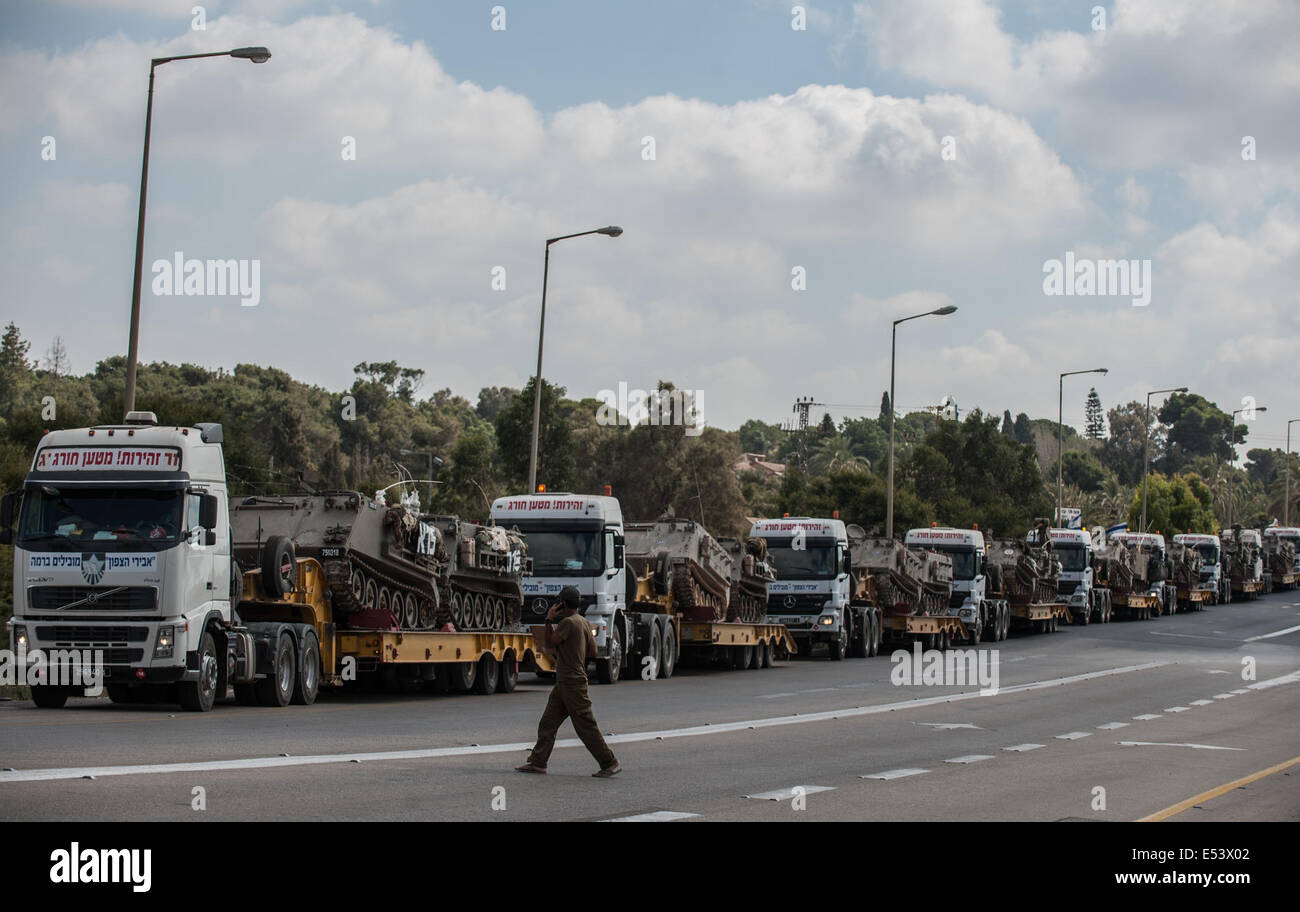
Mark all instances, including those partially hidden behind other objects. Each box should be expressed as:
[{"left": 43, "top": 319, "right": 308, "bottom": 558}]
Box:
[
  {"left": 592, "top": 761, "right": 622, "bottom": 778},
  {"left": 515, "top": 763, "right": 547, "bottom": 774}
]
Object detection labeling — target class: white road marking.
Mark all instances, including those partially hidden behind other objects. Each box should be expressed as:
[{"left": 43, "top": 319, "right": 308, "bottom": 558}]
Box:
[
  {"left": 913, "top": 722, "right": 982, "bottom": 730},
  {"left": 755, "top": 693, "right": 800, "bottom": 700},
  {"left": 1132, "top": 713, "right": 1163, "bottom": 720},
  {"left": 1149, "top": 631, "right": 1232, "bottom": 641},
  {"left": 0, "top": 660, "right": 1190, "bottom": 785},
  {"left": 1096, "top": 722, "right": 1129, "bottom": 730},
  {"left": 1206, "top": 669, "right": 1231, "bottom": 675},
  {"left": 1249, "top": 670, "right": 1300, "bottom": 690},
  {"left": 945, "top": 755, "right": 994, "bottom": 764},
  {"left": 1212, "top": 693, "right": 1235, "bottom": 700},
  {"left": 1003, "top": 744, "right": 1045, "bottom": 752},
  {"left": 1118, "top": 741, "right": 1245, "bottom": 751},
  {"left": 1189, "top": 700, "right": 1213, "bottom": 706},
  {"left": 861, "top": 768, "right": 929, "bottom": 780},
  {"left": 744, "top": 785, "right": 834, "bottom": 800},
  {"left": 1164, "top": 706, "right": 1190, "bottom": 713},
  {"left": 1230, "top": 688, "right": 1250, "bottom": 695},
  {"left": 1056, "top": 732, "right": 1091, "bottom": 740},
  {"left": 1244, "top": 624, "right": 1300, "bottom": 642},
  {"left": 604, "top": 811, "right": 701, "bottom": 822}
]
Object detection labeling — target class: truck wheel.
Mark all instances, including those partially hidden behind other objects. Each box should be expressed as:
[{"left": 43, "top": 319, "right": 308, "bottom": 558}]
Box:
[
  {"left": 256, "top": 633, "right": 296, "bottom": 707},
  {"left": 260, "top": 535, "right": 297, "bottom": 600},
  {"left": 659, "top": 622, "right": 677, "bottom": 678},
  {"left": 596, "top": 622, "right": 623, "bottom": 685},
  {"left": 448, "top": 661, "right": 477, "bottom": 693},
  {"left": 829, "top": 624, "right": 846, "bottom": 661},
  {"left": 641, "top": 619, "right": 662, "bottom": 680},
  {"left": 474, "top": 654, "right": 500, "bottom": 695},
  {"left": 499, "top": 650, "right": 519, "bottom": 693},
  {"left": 230, "top": 559, "right": 245, "bottom": 607},
  {"left": 758, "top": 639, "right": 772, "bottom": 668},
  {"left": 179, "top": 631, "right": 219, "bottom": 712},
  {"left": 30, "top": 686, "right": 69, "bottom": 709},
  {"left": 291, "top": 631, "right": 321, "bottom": 706}
]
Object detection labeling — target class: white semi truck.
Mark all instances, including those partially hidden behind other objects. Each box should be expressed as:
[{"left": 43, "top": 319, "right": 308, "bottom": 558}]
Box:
[
  {"left": 1042, "top": 527, "right": 1113, "bottom": 625},
  {"left": 1262, "top": 526, "right": 1299, "bottom": 590},
  {"left": 753, "top": 517, "right": 875, "bottom": 659},
  {"left": 1172, "top": 533, "right": 1229, "bottom": 605},
  {"left": 904, "top": 527, "right": 1011, "bottom": 641}
]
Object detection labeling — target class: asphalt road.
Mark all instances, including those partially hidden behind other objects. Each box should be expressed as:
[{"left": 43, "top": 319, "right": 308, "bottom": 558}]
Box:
[{"left": 2, "top": 590, "right": 1298, "bottom": 822}]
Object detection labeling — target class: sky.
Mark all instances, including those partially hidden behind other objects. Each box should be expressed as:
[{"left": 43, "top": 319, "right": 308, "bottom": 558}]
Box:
[{"left": 1, "top": 0, "right": 1297, "bottom": 456}]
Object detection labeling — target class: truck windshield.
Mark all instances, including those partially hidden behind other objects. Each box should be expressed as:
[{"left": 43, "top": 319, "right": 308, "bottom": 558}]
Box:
[
  {"left": 18, "top": 487, "right": 184, "bottom": 550},
  {"left": 523, "top": 530, "right": 603, "bottom": 576},
  {"left": 1055, "top": 544, "right": 1088, "bottom": 572},
  {"left": 768, "top": 544, "right": 837, "bottom": 580},
  {"left": 1194, "top": 544, "right": 1218, "bottom": 563},
  {"left": 926, "top": 547, "right": 976, "bottom": 580}
]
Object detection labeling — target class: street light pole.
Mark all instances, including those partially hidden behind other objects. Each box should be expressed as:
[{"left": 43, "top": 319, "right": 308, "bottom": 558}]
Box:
[
  {"left": 122, "top": 47, "right": 271, "bottom": 418},
  {"left": 885, "top": 304, "right": 957, "bottom": 539},
  {"left": 1287, "top": 418, "right": 1299, "bottom": 526},
  {"left": 1056, "top": 368, "right": 1108, "bottom": 528},
  {"left": 1226, "top": 405, "right": 1267, "bottom": 527},
  {"left": 526, "top": 226, "right": 622, "bottom": 494},
  {"left": 1140, "top": 386, "right": 1188, "bottom": 533}
]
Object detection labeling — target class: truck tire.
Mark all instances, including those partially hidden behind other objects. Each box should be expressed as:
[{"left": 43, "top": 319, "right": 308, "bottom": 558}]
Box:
[
  {"left": 474, "top": 653, "right": 500, "bottom": 695},
  {"left": 261, "top": 535, "right": 297, "bottom": 600},
  {"left": 659, "top": 622, "right": 677, "bottom": 679},
  {"left": 758, "top": 638, "right": 772, "bottom": 668},
  {"left": 596, "top": 621, "right": 623, "bottom": 685},
  {"left": 499, "top": 650, "right": 519, "bottom": 693},
  {"left": 179, "top": 631, "right": 219, "bottom": 712},
  {"left": 851, "top": 611, "right": 870, "bottom": 658},
  {"left": 829, "top": 623, "right": 846, "bottom": 661},
  {"left": 448, "top": 661, "right": 477, "bottom": 693},
  {"left": 871, "top": 613, "right": 882, "bottom": 656},
  {"left": 30, "top": 686, "right": 69, "bottom": 709},
  {"left": 256, "top": 633, "right": 296, "bottom": 707},
  {"left": 230, "top": 559, "right": 244, "bottom": 607},
  {"left": 291, "top": 630, "right": 321, "bottom": 706}
]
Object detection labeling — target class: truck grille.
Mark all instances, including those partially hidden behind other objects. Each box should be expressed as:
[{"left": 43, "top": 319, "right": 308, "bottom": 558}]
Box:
[
  {"left": 29, "top": 586, "right": 156, "bottom": 612},
  {"left": 767, "top": 593, "right": 826, "bottom": 614},
  {"left": 34, "top": 626, "right": 150, "bottom": 647},
  {"left": 1057, "top": 580, "right": 1079, "bottom": 596}
]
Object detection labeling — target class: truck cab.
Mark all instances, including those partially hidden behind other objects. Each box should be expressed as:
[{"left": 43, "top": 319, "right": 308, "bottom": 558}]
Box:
[
  {"left": 1038, "top": 527, "right": 1107, "bottom": 623},
  {"left": 2, "top": 412, "right": 229, "bottom": 710},
  {"left": 749, "top": 518, "right": 857, "bottom": 657},
  {"left": 1110, "top": 531, "right": 1176, "bottom": 613},
  {"left": 1262, "top": 526, "right": 1300, "bottom": 573},
  {"left": 489, "top": 493, "right": 625, "bottom": 674},
  {"left": 904, "top": 526, "right": 1008, "bottom": 640},
  {"left": 1173, "top": 533, "right": 1228, "bottom": 604}
]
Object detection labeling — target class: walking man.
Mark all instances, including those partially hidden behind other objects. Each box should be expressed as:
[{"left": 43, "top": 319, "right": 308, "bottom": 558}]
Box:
[{"left": 516, "top": 586, "right": 621, "bottom": 777}]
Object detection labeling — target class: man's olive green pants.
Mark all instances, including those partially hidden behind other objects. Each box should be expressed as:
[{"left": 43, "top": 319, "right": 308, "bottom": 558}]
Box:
[{"left": 527, "top": 679, "right": 618, "bottom": 769}]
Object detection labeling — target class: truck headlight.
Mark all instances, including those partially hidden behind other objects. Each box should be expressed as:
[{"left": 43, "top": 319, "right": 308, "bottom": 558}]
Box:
[
  {"left": 818, "top": 615, "right": 835, "bottom": 626},
  {"left": 154, "top": 625, "right": 175, "bottom": 659},
  {"left": 12, "top": 625, "right": 27, "bottom": 651}
]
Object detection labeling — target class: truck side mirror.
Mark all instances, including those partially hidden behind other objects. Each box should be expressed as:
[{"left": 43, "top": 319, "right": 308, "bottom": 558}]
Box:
[
  {"left": 613, "top": 534, "right": 625, "bottom": 569},
  {"left": 842, "top": 553, "right": 852, "bottom": 575},
  {"left": 200, "top": 493, "right": 219, "bottom": 544},
  {"left": 0, "top": 492, "right": 14, "bottom": 545}
]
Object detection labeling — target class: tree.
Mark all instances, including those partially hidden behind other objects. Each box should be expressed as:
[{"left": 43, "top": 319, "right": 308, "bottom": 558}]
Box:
[
  {"left": 1101, "top": 401, "right": 1160, "bottom": 486},
  {"left": 1012, "top": 412, "right": 1032, "bottom": 445},
  {"left": 42, "top": 337, "right": 70, "bottom": 380},
  {"left": 1084, "top": 388, "right": 1105, "bottom": 439},
  {"left": 879, "top": 391, "right": 892, "bottom": 422},
  {"left": 737, "top": 418, "right": 783, "bottom": 455},
  {"left": 1001, "top": 410, "right": 1014, "bottom": 438},
  {"left": 476, "top": 386, "right": 516, "bottom": 424},
  {"left": 1126, "top": 473, "right": 1217, "bottom": 534},
  {"left": 1158, "top": 392, "right": 1235, "bottom": 471},
  {"left": 1057, "top": 450, "right": 1107, "bottom": 493},
  {"left": 494, "top": 377, "right": 574, "bottom": 492},
  {"left": 817, "top": 412, "right": 836, "bottom": 437},
  {"left": 0, "top": 322, "right": 32, "bottom": 421}
]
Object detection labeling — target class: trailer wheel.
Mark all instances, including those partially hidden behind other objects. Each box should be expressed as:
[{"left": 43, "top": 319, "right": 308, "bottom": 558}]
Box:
[
  {"left": 256, "top": 633, "right": 296, "bottom": 707},
  {"left": 851, "top": 612, "right": 870, "bottom": 658},
  {"left": 643, "top": 620, "right": 662, "bottom": 680},
  {"left": 829, "top": 623, "right": 847, "bottom": 661},
  {"left": 179, "top": 631, "right": 219, "bottom": 712},
  {"left": 260, "top": 535, "right": 297, "bottom": 600},
  {"left": 659, "top": 622, "right": 677, "bottom": 679},
  {"left": 870, "top": 613, "right": 882, "bottom": 656},
  {"left": 30, "top": 686, "right": 69, "bottom": 709},
  {"left": 757, "top": 639, "right": 771, "bottom": 668},
  {"left": 291, "top": 631, "right": 321, "bottom": 706},
  {"left": 448, "top": 661, "right": 477, "bottom": 693},
  {"left": 474, "top": 653, "right": 500, "bottom": 695},
  {"left": 499, "top": 651, "right": 519, "bottom": 693}
]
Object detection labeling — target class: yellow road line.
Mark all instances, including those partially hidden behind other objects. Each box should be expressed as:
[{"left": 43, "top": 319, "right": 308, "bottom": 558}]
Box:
[{"left": 1139, "top": 755, "right": 1300, "bottom": 821}]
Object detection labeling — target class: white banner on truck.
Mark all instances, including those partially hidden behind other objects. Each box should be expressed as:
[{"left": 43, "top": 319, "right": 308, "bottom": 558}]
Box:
[{"left": 33, "top": 446, "right": 181, "bottom": 472}]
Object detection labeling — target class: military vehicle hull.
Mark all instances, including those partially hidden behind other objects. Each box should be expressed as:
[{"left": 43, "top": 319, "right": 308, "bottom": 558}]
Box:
[
  {"left": 851, "top": 537, "right": 953, "bottom": 616},
  {"left": 626, "top": 519, "right": 732, "bottom": 622},
  {"left": 719, "top": 537, "right": 775, "bottom": 623}
]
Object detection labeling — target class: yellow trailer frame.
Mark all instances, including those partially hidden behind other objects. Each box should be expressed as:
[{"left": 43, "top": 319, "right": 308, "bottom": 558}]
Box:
[{"left": 882, "top": 613, "right": 969, "bottom": 642}]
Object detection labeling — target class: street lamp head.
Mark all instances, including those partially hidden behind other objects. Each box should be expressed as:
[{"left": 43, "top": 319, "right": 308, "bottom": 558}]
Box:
[
  {"left": 1257, "top": 406, "right": 1268, "bottom": 413},
  {"left": 230, "top": 46, "right": 272, "bottom": 63},
  {"left": 597, "top": 225, "right": 623, "bottom": 237},
  {"left": 1176, "top": 386, "right": 1188, "bottom": 393},
  {"left": 932, "top": 305, "right": 958, "bottom": 316},
  {"left": 1097, "top": 368, "right": 1109, "bottom": 375}
]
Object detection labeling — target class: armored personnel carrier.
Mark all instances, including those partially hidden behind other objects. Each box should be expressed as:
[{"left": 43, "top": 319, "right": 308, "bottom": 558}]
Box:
[
  {"left": 625, "top": 517, "right": 732, "bottom": 622},
  {"left": 1094, "top": 536, "right": 1135, "bottom": 594},
  {"left": 1220, "top": 525, "right": 1264, "bottom": 595},
  {"left": 1264, "top": 535, "right": 1296, "bottom": 578},
  {"left": 718, "top": 536, "right": 776, "bottom": 623},
  {"left": 987, "top": 533, "right": 1059, "bottom": 605},
  {"left": 1168, "top": 540, "right": 1203, "bottom": 589},
  {"left": 231, "top": 490, "right": 528, "bottom": 632},
  {"left": 851, "top": 535, "right": 953, "bottom": 616}
]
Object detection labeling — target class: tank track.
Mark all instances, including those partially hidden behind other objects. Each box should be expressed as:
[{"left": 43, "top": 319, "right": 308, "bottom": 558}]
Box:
[
  {"left": 728, "top": 576, "right": 769, "bottom": 623},
  {"left": 670, "top": 558, "right": 729, "bottom": 622}
]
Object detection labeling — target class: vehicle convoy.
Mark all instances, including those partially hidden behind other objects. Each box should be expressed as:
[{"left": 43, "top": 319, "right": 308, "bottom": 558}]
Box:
[
  {"left": 1042, "top": 527, "right": 1113, "bottom": 625},
  {"left": 1262, "top": 526, "right": 1300, "bottom": 590},
  {"left": 751, "top": 517, "right": 874, "bottom": 660},
  {"left": 230, "top": 492, "right": 529, "bottom": 632},
  {"left": 903, "top": 526, "right": 1010, "bottom": 642},
  {"left": 3, "top": 414, "right": 549, "bottom": 712},
  {"left": 1172, "top": 533, "right": 1230, "bottom": 605},
  {"left": 853, "top": 528, "right": 957, "bottom": 647},
  {"left": 1103, "top": 531, "right": 1176, "bottom": 618},
  {"left": 490, "top": 496, "right": 793, "bottom": 683},
  {"left": 1220, "top": 526, "right": 1266, "bottom": 601},
  {"left": 985, "top": 522, "right": 1070, "bottom": 633},
  {"left": 1167, "top": 539, "right": 1212, "bottom": 610}
]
